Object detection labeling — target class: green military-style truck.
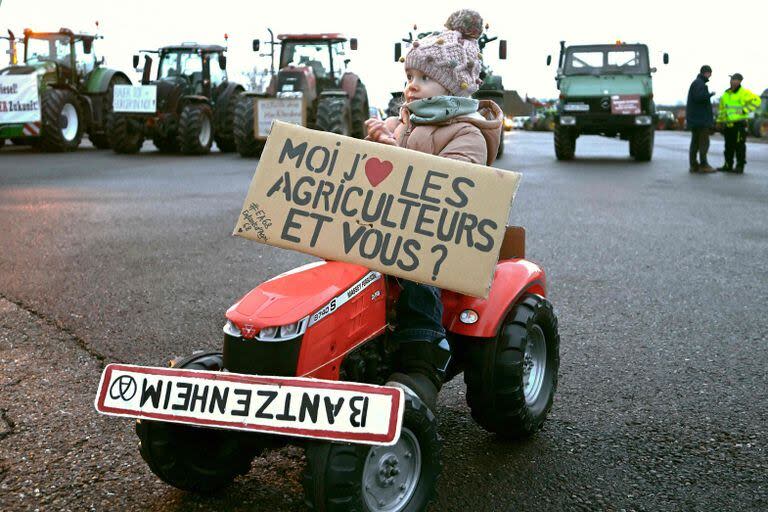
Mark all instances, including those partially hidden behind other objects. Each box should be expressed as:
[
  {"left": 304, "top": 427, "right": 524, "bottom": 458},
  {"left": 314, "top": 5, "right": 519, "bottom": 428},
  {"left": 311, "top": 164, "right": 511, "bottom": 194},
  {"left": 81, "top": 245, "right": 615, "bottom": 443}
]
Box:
[{"left": 547, "top": 41, "right": 668, "bottom": 161}]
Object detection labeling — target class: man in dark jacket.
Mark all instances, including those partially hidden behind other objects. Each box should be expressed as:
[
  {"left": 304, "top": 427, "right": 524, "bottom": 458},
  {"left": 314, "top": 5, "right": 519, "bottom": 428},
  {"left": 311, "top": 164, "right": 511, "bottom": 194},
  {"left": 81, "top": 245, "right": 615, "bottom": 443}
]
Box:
[{"left": 686, "top": 65, "right": 716, "bottom": 173}]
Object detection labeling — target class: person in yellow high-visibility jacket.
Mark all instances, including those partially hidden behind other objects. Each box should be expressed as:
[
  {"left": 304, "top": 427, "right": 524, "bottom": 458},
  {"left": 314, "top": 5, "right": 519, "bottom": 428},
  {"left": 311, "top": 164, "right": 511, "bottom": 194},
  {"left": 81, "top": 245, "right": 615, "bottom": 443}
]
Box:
[{"left": 716, "top": 73, "right": 762, "bottom": 173}]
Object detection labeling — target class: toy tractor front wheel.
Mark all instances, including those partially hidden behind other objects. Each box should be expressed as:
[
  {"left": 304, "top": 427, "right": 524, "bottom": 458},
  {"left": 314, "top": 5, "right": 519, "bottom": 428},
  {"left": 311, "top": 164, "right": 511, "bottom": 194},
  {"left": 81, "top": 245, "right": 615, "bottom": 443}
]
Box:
[
  {"left": 465, "top": 294, "right": 560, "bottom": 438},
  {"left": 303, "top": 390, "right": 441, "bottom": 512},
  {"left": 135, "top": 351, "right": 257, "bottom": 493},
  {"left": 40, "top": 89, "right": 83, "bottom": 152}
]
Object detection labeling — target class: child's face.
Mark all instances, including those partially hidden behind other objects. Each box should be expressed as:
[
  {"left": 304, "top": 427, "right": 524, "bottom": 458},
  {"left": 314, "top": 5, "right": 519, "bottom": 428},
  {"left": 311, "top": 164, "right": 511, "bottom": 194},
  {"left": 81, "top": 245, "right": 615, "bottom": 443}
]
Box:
[{"left": 404, "top": 68, "right": 449, "bottom": 102}]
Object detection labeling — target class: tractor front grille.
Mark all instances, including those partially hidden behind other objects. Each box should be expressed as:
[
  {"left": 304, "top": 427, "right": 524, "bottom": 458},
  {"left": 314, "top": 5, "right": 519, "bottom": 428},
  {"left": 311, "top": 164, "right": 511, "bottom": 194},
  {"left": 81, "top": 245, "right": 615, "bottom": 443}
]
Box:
[{"left": 223, "top": 334, "right": 303, "bottom": 376}]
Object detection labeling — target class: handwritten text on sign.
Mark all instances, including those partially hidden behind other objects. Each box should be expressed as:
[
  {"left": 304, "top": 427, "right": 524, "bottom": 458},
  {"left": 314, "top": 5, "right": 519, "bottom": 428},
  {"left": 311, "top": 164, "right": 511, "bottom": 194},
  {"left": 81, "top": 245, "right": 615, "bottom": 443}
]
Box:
[
  {"left": 234, "top": 121, "right": 520, "bottom": 298},
  {"left": 94, "top": 364, "right": 404, "bottom": 445},
  {"left": 113, "top": 85, "right": 157, "bottom": 113},
  {"left": 255, "top": 97, "right": 305, "bottom": 139},
  {"left": 0, "top": 75, "right": 40, "bottom": 123}
]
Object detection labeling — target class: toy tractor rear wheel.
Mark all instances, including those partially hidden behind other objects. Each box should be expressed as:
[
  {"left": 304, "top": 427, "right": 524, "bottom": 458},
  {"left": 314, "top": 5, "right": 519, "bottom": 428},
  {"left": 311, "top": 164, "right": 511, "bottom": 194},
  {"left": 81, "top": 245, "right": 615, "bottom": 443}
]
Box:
[
  {"left": 303, "top": 390, "right": 441, "bottom": 512},
  {"left": 233, "top": 94, "right": 265, "bottom": 157},
  {"left": 107, "top": 114, "right": 144, "bottom": 154},
  {"left": 350, "top": 80, "right": 370, "bottom": 139},
  {"left": 40, "top": 89, "right": 83, "bottom": 152},
  {"left": 554, "top": 124, "right": 575, "bottom": 160},
  {"left": 630, "top": 126, "right": 654, "bottom": 161},
  {"left": 177, "top": 103, "right": 214, "bottom": 155},
  {"left": 465, "top": 294, "right": 560, "bottom": 439},
  {"left": 316, "top": 96, "right": 351, "bottom": 136},
  {"left": 135, "top": 351, "right": 257, "bottom": 493}
]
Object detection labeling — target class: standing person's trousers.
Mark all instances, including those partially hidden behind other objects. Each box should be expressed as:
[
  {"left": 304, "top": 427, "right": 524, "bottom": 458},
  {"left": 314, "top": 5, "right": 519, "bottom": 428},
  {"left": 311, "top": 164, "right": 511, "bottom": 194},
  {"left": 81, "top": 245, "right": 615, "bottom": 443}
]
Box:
[
  {"left": 689, "top": 127, "right": 711, "bottom": 167},
  {"left": 723, "top": 121, "right": 747, "bottom": 168}
]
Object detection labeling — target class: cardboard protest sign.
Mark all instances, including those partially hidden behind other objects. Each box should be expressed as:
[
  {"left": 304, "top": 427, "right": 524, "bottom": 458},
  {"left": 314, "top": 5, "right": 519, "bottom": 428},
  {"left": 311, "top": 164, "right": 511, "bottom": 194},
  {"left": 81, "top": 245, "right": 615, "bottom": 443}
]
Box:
[
  {"left": 95, "top": 363, "right": 404, "bottom": 446},
  {"left": 0, "top": 75, "right": 40, "bottom": 123},
  {"left": 234, "top": 121, "right": 521, "bottom": 298},
  {"left": 113, "top": 85, "right": 157, "bottom": 113},
  {"left": 254, "top": 96, "right": 305, "bottom": 139}
]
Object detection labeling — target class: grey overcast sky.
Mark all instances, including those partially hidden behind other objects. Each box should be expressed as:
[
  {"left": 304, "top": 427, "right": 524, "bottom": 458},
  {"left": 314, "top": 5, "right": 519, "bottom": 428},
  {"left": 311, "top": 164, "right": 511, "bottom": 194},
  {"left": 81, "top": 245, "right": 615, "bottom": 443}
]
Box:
[{"left": 2, "top": 0, "right": 766, "bottom": 108}]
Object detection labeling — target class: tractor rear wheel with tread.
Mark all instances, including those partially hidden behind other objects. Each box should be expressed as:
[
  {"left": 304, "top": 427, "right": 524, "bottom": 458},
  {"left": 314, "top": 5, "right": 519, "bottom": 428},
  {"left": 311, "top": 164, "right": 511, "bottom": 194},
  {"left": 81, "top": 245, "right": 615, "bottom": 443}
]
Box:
[
  {"left": 350, "top": 80, "right": 370, "bottom": 139},
  {"left": 177, "top": 103, "right": 214, "bottom": 155},
  {"left": 554, "top": 124, "right": 575, "bottom": 160},
  {"left": 90, "top": 75, "right": 130, "bottom": 149},
  {"left": 135, "top": 351, "right": 257, "bottom": 493},
  {"left": 303, "top": 390, "right": 441, "bottom": 512},
  {"left": 316, "top": 96, "right": 351, "bottom": 136},
  {"left": 465, "top": 294, "right": 560, "bottom": 439},
  {"left": 233, "top": 94, "right": 265, "bottom": 157},
  {"left": 40, "top": 89, "right": 83, "bottom": 152},
  {"left": 214, "top": 88, "right": 243, "bottom": 152}
]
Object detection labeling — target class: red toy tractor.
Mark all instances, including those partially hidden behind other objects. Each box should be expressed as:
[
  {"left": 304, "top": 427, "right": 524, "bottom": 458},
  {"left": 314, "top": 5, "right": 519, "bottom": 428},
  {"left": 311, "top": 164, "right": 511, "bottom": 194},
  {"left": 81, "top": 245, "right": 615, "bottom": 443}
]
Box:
[{"left": 135, "top": 227, "right": 560, "bottom": 511}]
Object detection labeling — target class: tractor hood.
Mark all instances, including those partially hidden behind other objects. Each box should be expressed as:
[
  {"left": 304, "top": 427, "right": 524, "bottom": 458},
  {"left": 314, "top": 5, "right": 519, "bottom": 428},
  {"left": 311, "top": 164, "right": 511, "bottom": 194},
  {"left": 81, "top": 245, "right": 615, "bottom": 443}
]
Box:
[
  {"left": 226, "top": 261, "right": 372, "bottom": 329},
  {"left": 560, "top": 75, "right": 653, "bottom": 98}
]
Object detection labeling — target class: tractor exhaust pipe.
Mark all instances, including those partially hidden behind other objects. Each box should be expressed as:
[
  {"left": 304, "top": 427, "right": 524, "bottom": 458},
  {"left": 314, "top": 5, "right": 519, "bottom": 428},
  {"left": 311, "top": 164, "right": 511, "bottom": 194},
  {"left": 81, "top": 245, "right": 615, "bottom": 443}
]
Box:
[
  {"left": 141, "top": 55, "right": 152, "bottom": 85},
  {"left": 558, "top": 40, "right": 566, "bottom": 69}
]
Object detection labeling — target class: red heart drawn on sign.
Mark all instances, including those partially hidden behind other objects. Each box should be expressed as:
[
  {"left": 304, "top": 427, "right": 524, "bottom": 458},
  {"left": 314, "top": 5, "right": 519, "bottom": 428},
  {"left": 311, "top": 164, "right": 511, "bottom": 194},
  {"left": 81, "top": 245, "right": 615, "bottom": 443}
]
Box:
[{"left": 364, "top": 158, "right": 394, "bottom": 187}]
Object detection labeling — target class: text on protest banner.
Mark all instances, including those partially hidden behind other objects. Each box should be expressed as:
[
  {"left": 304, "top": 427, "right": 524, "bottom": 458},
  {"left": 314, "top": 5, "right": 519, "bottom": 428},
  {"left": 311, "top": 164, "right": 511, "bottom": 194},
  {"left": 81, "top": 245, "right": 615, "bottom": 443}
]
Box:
[
  {"left": 113, "top": 85, "right": 157, "bottom": 113},
  {"left": 94, "top": 364, "right": 404, "bottom": 445},
  {"left": 233, "top": 121, "right": 521, "bottom": 298},
  {"left": 255, "top": 97, "right": 305, "bottom": 139},
  {"left": 0, "top": 75, "right": 41, "bottom": 123}
]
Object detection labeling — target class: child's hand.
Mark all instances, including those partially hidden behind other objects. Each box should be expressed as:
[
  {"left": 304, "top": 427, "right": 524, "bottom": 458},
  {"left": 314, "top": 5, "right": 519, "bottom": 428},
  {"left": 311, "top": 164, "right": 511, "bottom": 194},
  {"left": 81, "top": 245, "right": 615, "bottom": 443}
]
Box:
[{"left": 365, "top": 118, "right": 397, "bottom": 146}]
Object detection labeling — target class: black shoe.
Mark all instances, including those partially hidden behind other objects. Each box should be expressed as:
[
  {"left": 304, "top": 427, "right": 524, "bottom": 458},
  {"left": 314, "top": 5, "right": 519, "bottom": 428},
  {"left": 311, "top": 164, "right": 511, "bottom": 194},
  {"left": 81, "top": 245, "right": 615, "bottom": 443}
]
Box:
[
  {"left": 717, "top": 165, "right": 734, "bottom": 172},
  {"left": 734, "top": 165, "right": 744, "bottom": 174},
  {"left": 689, "top": 164, "right": 699, "bottom": 173}
]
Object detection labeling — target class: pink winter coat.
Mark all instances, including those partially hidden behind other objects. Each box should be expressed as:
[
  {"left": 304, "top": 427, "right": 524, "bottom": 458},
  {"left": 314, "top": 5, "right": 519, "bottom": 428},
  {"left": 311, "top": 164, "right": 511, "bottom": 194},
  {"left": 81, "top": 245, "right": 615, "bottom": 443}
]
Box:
[{"left": 372, "top": 99, "right": 503, "bottom": 166}]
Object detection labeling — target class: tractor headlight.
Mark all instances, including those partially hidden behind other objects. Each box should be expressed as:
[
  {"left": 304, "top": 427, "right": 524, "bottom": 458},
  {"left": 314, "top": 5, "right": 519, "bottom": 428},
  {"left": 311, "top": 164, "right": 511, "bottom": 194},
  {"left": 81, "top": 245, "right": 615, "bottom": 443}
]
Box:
[
  {"left": 459, "top": 309, "right": 479, "bottom": 324},
  {"left": 223, "top": 320, "right": 242, "bottom": 337},
  {"left": 257, "top": 317, "right": 309, "bottom": 342},
  {"left": 635, "top": 116, "right": 652, "bottom": 125},
  {"left": 560, "top": 116, "right": 576, "bottom": 126}
]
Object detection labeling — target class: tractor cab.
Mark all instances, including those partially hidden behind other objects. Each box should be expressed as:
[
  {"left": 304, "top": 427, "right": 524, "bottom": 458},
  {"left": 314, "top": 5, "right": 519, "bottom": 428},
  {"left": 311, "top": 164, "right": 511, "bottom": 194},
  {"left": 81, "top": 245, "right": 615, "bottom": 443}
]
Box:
[
  {"left": 274, "top": 34, "right": 355, "bottom": 100},
  {"left": 151, "top": 44, "right": 228, "bottom": 100},
  {"left": 16, "top": 28, "right": 100, "bottom": 86}
]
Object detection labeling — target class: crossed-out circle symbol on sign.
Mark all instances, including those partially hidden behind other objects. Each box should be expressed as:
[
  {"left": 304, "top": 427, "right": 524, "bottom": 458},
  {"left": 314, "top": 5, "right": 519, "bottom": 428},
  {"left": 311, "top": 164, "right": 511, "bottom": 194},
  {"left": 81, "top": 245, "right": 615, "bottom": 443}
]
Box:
[{"left": 109, "top": 375, "right": 137, "bottom": 401}]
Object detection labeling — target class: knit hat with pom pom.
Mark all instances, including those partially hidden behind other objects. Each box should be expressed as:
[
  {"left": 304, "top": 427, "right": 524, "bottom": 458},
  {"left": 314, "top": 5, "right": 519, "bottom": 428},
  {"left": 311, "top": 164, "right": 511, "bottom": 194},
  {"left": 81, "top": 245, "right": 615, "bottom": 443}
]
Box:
[{"left": 404, "top": 9, "right": 484, "bottom": 96}]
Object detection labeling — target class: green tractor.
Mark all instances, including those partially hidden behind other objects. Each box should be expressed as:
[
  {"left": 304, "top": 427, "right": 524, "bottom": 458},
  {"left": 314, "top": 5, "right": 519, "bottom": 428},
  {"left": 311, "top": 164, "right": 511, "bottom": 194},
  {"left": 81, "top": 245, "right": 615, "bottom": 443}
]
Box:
[
  {"left": 0, "top": 28, "right": 131, "bottom": 151},
  {"left": 547, "top": 41, "right": 668, "bottom": 161},
  {"left": 107, "top": 43, "right": 244, "bottom": 155},
  {"left": 234, "top": 31, "right": 369, "bottom": 157},
  {"left": 390, "top": 27, "right": 508, "bottom": 158},
  {"left": 749, "top": 88, "right": 768, "bottom": 138}
]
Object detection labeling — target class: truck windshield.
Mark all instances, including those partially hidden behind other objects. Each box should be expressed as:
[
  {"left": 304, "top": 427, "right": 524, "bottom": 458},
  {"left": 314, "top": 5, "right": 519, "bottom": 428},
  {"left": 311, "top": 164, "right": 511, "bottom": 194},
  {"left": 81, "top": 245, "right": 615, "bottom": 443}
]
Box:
[
  {"left": 564, "top": 46, "right": 649, "bottom": 75},
  {"left": 25, "top": 35, "right": 71, "bottom": 65}
]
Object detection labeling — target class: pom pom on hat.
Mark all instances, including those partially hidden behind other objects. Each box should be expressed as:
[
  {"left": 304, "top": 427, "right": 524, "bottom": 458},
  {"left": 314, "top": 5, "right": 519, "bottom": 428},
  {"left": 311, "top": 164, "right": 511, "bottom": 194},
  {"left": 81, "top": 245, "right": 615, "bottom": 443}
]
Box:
[{"left": 445, "top": 9, "right": 484, "bottom": 39}]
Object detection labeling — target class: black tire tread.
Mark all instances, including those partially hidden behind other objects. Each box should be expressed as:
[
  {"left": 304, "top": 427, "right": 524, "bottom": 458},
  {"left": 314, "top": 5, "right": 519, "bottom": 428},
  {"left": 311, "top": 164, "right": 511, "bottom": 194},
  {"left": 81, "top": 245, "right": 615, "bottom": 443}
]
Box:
[
  {"left": 40, "top": 88, "right": 82, "bottom": 152},
  {"left": 107, "top": 114, "right": 143, "bottom": 154},
  {"left": 554, "top": 124, "right": 575, "bottom": 160},
  {"left": 214, "top": 86, "right": 243, "bottom": 152},
  {"left": 316, "top": 96, "right": 350, "bottom": 136},
  {"left": 349, "top": 80, "right": 369, "bottom": 139},
  {"left": 177, "top": 103, "right": 213, "bottom": 155},
  {"left": 631, "top": 126, "right": 654, "bottom": 161},
  {"left": 233, "top": 94, "right": 265, "bottom": 157},
  {"left": 464, "top": 294, "right": 560, "bottom": 439}
]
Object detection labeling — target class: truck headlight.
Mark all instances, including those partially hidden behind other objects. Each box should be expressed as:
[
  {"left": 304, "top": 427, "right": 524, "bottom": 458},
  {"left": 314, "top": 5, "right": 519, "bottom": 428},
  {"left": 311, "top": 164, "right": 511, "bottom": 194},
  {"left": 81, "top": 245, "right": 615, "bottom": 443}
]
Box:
[
  {"left": 560, "top": 116, "right": 576, "bottom": 126},
  {"left": 635, "top": 116, "right": 652, "bottom": 125}
]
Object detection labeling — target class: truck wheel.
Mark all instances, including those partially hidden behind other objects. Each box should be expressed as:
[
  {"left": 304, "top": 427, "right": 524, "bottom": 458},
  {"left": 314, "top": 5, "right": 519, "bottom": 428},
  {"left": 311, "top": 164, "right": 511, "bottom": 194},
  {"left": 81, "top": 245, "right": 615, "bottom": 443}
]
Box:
[
  {"left": 90, "top": 75, "right": 130, "bottom": 149},
  {"left": 303, "top": 391, "right": 441, "bottom": 512},
  {"left": 107, "top": 114, "right": 144, "bottom": 154},
  {"left": 465, "top": 294, "right": 560, "bottom": 439},
  {"left": 316, "top": 96, "right": 351, "bottom": 136},
  {"left": 39, "top": 89, "right": 83, "bottom": 152},
  {"left": 233, "top": 94, "right": 265, "bottom": 158},
  {"left": 214, "top": 87, "right": 243, "bottom": 152},
  {"left": 350, "top": 80, "right": 370, "bottom": 139},
  {"left": 178, "top": 103, "right": 213, "bottom": 155},
  {"left": 630, "top": 126, "right": 654, "bottom": 161},
  {"left": 554, "top": 125, "right": 575, "bottom": 160},
  {"left": 135, "top": 351, "right": 256, "bottom": 493}
]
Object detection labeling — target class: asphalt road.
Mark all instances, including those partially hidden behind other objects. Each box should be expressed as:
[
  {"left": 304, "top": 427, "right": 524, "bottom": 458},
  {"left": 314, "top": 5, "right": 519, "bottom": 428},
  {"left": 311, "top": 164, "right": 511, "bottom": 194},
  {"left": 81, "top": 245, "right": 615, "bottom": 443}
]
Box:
[{"left": 1, "top": 131, "right": 766, "bottom": 512}]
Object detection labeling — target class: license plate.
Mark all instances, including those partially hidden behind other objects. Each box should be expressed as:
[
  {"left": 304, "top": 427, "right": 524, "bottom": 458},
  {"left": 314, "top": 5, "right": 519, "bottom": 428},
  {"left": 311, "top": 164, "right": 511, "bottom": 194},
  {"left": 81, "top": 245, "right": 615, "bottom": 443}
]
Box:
[
  {"left": 563, "top": 103, "right": 589, "bottom": 112},
  {"left": 95, "top": 364, "right": 404, "bottom": 445}
]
